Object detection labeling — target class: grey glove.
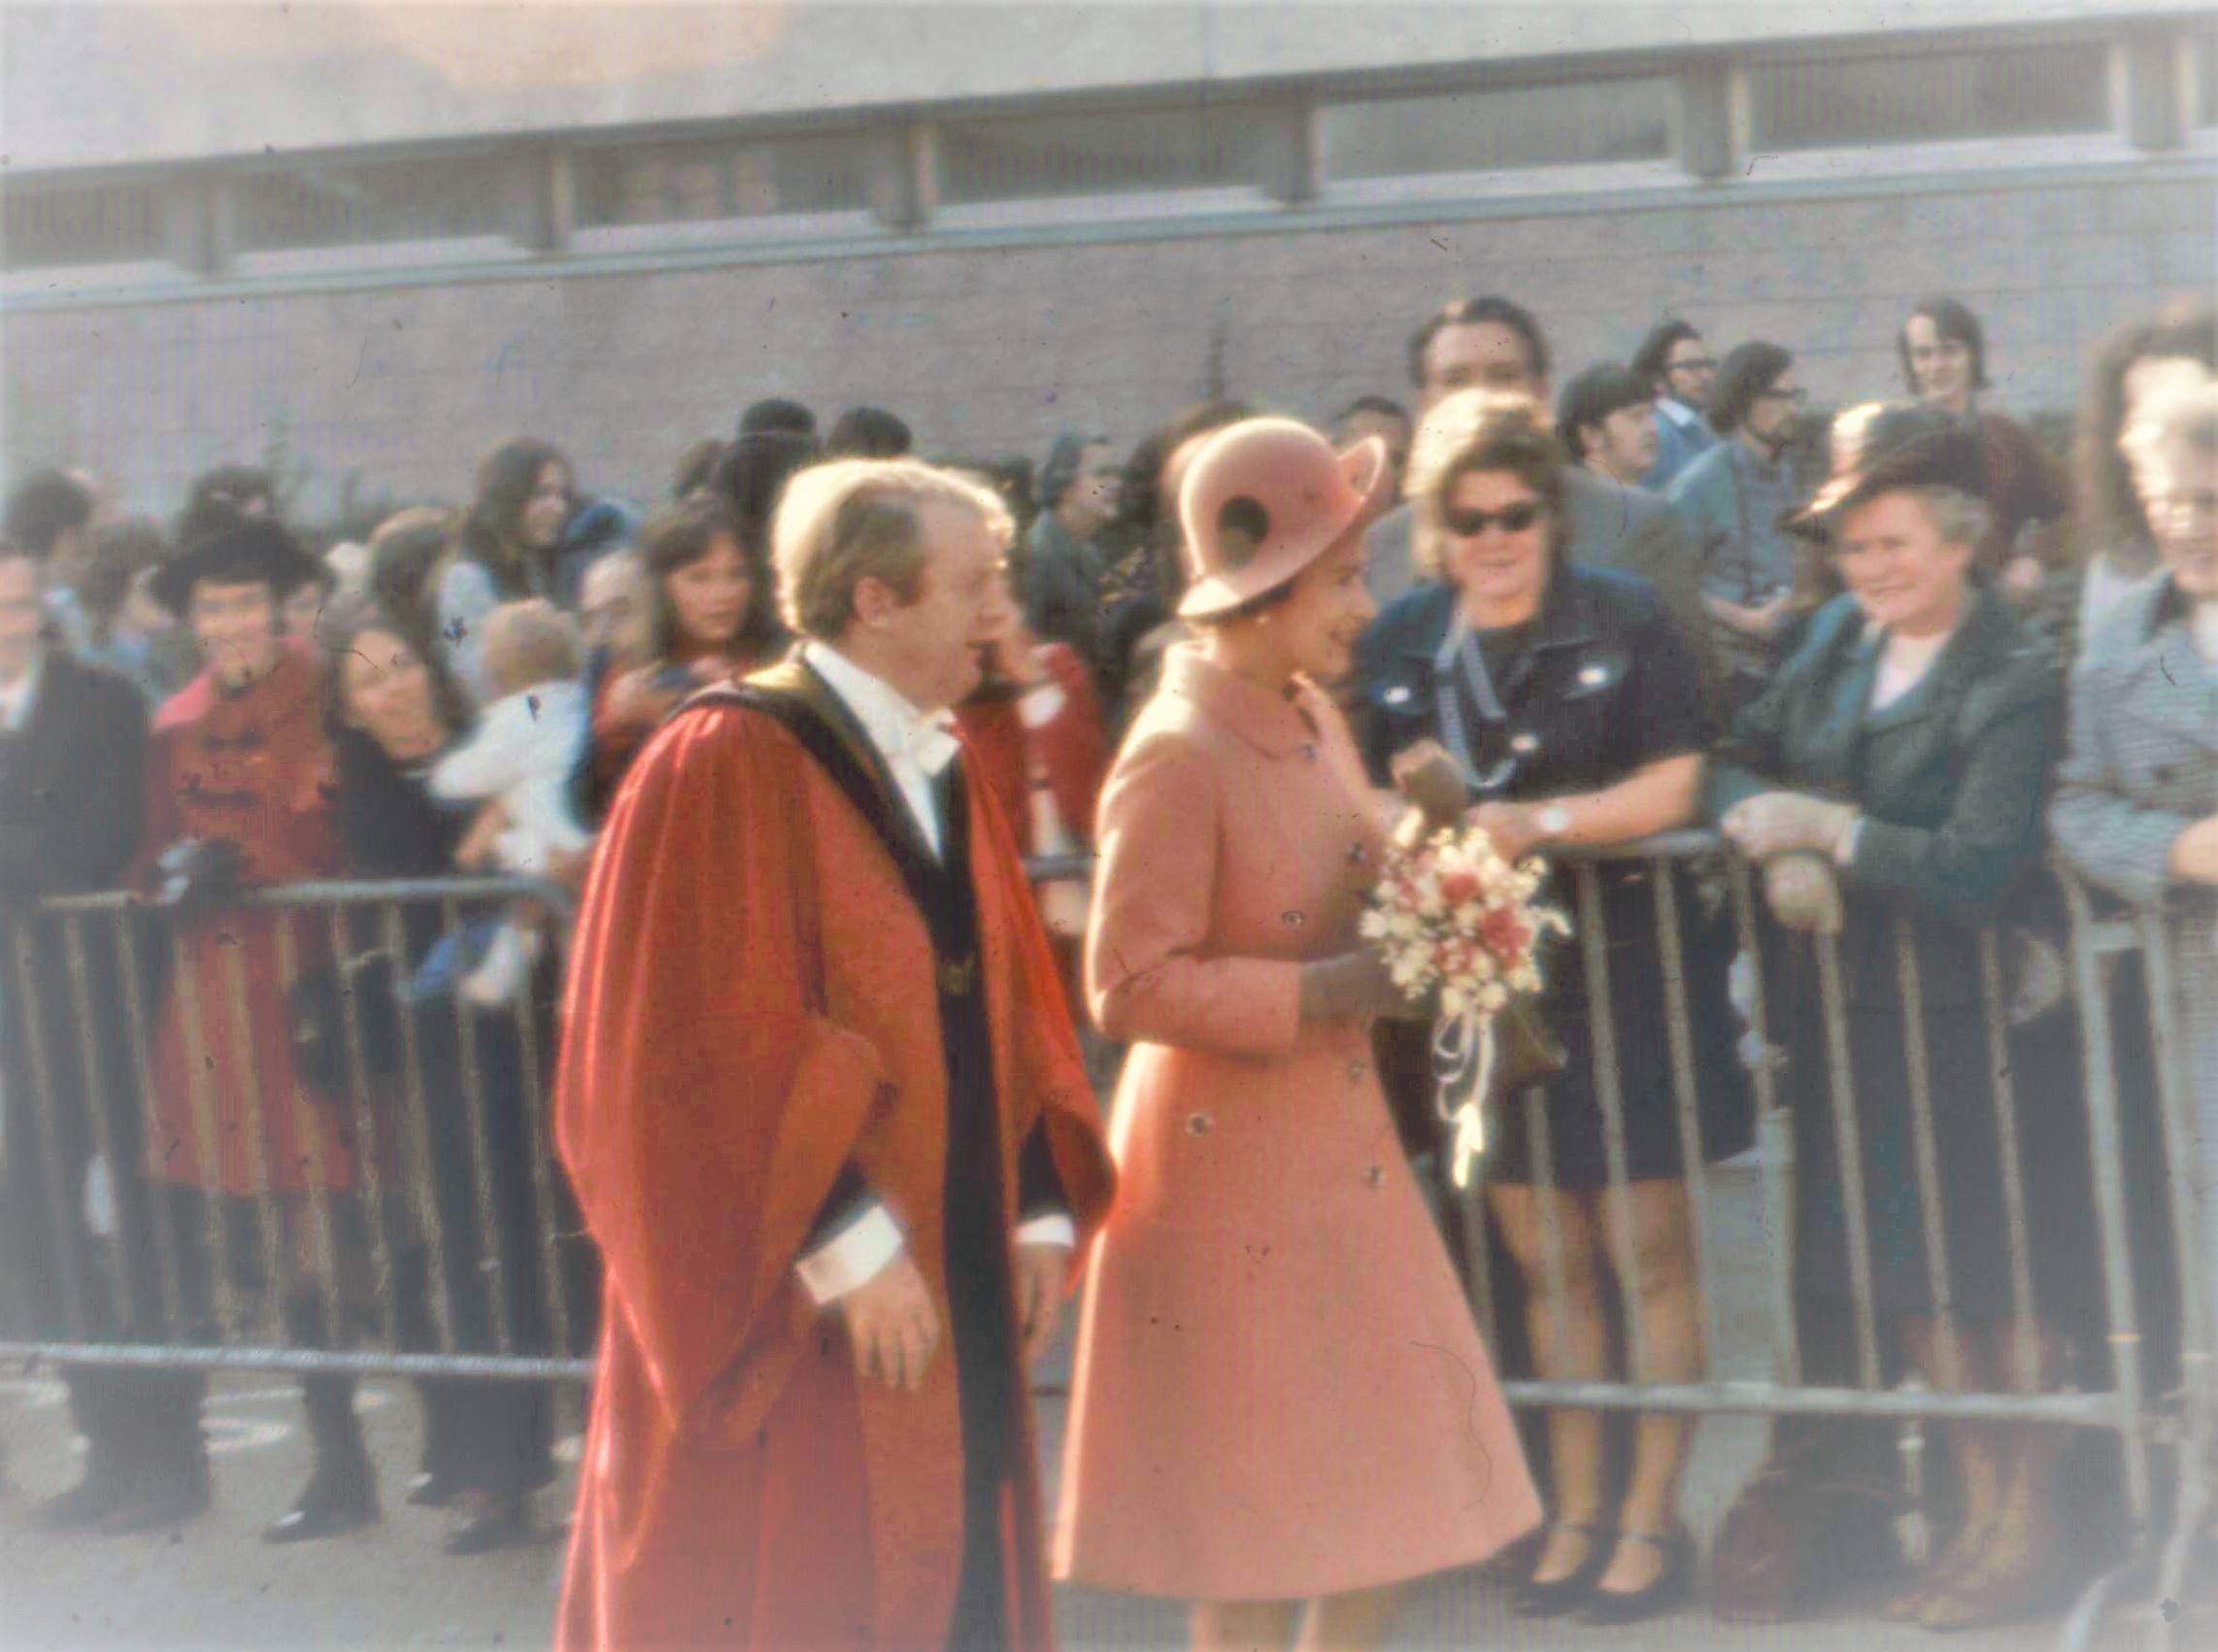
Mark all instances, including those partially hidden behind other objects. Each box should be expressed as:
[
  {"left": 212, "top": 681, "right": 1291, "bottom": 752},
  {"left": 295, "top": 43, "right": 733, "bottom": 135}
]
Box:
[
  {"left": 1390, "top": 739, "right": 1470, "bottom": 833},
  {"left": 1299, "top": 947, "right": 1420, "bottom": 1024}
]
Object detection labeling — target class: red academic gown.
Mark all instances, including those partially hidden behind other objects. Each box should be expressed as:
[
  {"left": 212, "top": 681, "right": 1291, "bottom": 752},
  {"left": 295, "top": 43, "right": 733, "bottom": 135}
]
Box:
[
  {"left": 554, "top": 660, "right": 1116, "bottom": 1652},
  {"left": 139, "top": 645, "right": 359, "bottom": 1196}
]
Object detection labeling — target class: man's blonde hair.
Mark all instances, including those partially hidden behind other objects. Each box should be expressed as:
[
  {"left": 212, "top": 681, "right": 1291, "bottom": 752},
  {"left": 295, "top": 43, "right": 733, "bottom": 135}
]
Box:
[{"left": 773, "top": 457, "right": 1013, "bottom": 641}]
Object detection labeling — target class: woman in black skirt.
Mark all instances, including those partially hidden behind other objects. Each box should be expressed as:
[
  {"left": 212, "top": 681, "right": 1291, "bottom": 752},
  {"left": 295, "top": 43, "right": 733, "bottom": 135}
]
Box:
[{"left": 1357, "top": 391, "right": 1751, "bottom": 1625}]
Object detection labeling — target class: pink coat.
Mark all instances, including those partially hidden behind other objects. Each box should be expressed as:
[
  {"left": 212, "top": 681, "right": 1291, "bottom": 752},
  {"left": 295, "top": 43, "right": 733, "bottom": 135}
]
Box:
[{"left": 1055, "top": 645, "right": 1539, "bottom": 1601}]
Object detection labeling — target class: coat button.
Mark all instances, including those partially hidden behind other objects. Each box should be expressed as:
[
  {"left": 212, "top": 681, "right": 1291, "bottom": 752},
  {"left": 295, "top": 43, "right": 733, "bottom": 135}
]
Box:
[
  {"left": 1511, "top": 731, "right": 1539, "bottom": 755},
  {"left": 1384, "top": 686, "right": 1413, "bottom": 707},
  {"left": 1186, "top": 1112, "right": 1214, "bottom": 1136},
  {"left": 1348, "top": 1060, "right": 1369, "bottom": 1082}
]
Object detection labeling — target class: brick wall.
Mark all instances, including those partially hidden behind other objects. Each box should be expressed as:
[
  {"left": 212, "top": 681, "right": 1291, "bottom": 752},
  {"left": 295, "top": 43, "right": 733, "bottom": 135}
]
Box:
[{"left": 4, "top": 170, "right": 2210, "bottom": 522}]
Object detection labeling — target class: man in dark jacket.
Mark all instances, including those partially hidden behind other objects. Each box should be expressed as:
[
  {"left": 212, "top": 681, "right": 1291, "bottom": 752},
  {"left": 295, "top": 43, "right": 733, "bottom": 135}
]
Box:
[{"left": 0, "top": 521, "right": 210, "bottom": 1533}]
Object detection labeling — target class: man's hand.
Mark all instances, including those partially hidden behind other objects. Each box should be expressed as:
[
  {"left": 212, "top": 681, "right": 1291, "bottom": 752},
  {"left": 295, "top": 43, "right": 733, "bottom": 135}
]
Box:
[
  {"left": 1013, "top": 1241, "right": 1070, "bottom": 1368},
  {"left": 1764, "top": 851, "right": 1845, "bottom": 935},
  {"left": 2171, "top": 814, "right": 2218, "bottom": 886},
  {"left": 1723, "top": 791, "right": 1858, "bottom": 860},
  {"left": 838, "top": 1253, "right": 941, "bottom": 1392}
]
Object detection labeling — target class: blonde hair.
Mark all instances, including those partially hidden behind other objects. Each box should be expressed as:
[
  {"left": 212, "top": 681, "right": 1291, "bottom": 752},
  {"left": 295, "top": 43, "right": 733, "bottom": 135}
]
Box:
[
  {"left": 481, "top": 598, "right": 583, "bottom": 699},
  {"left": 773, "top": 457, "right": 1012, "bottom": 641},
  {"left": 1403, "top": 389, "right": 1568, "bottom": 579}
]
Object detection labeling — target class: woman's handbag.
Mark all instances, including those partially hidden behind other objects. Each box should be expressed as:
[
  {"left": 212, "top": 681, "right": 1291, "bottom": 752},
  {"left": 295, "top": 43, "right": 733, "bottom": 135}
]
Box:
[
  {"left": 1490, "top": 992, "right": 1568, "bottom": 1096},
  {"left": 1709, "top": 1444, "right": 1904, "bottom": 1621},
  {"left": 288, "top": 950, "right": 403, "bottom": 1096}
]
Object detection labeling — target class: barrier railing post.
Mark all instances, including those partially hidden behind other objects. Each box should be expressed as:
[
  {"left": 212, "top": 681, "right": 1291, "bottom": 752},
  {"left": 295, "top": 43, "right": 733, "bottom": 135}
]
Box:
[
  {"left": 1892, "top": 914, "right": 1963, "bottom": 1390},
  {"left": 322, "top": 903, "right": 402, "bottom": 1354},
  {"left": 1574, "top": 862, "right": 1651, "bottom": 1382},
  {"left": 111, "top": 908, "right": 194, "bottom": 1342},
  {"left": 1652, "top": 860, "right": 1724, "bottom": 1392},
  {"left": 503, "top": 910, "right": 578, "bottom": 1365},
  {"left": 56, "top": 912, "right": 154, "bottom": 1336},
  {"left": 9, "top": 922, "right": 91, "bottom": 1341},
  {"left": 438, "top": 894, "right": 520, "bottom": 1358},
  {"left": 1726, "top": 859, "right": 1800, "bottom": 1385},
  {"left": 381, "top": 900, "right": 459, "bottom": 1357},
  {"left": 1814, "top": 930, "right": 1884, "bottom": 1390}
]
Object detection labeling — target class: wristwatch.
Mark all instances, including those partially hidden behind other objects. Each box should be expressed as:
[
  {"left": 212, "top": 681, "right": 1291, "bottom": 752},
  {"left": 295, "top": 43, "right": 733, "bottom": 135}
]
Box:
[{"left": 1534, "top": 803, "right": 1573, "bottom": 844}]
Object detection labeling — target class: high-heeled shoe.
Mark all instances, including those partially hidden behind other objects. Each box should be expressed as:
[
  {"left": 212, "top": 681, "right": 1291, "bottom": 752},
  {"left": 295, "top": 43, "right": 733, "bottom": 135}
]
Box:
[
  {"left": 1577, "top": 1525, "right": 1696, "bottom": 1626},
  {"left": 1512, "top": 1521, "right": 1615, "bottom": 1618}
]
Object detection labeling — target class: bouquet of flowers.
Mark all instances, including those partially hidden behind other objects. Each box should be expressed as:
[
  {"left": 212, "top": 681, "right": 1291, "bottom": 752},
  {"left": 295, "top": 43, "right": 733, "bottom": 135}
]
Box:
[{"left": 1360, "top": 823, "right": 1569, "bottom": 1190}]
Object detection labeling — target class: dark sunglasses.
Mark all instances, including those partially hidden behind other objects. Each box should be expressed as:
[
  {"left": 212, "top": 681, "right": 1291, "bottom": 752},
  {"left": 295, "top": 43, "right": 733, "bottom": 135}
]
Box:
[{"left": 1443, "top": 500, "right": 1547, "bottom": 537}]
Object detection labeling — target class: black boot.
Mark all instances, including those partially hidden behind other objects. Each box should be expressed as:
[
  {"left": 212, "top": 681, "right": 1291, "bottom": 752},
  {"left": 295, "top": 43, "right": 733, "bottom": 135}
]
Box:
[
  {"left": 35, "top": 1368, "right": 136, "bottom": 1531},
  {"left": 97, "top": 1370, "right": 211, "bottom": 1536},
  {"left": 264, "top": 1294, "right": 379, "bottom": 1544}
]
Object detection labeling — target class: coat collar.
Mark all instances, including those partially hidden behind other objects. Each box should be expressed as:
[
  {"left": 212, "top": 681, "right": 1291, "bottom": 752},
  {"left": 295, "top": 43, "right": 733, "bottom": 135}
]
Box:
[
  {"left": 1159, "top": 643, "right": 1320, "bottom": 759},
  {"left": 1840, "top": 583, "right": 2018, "bottom": 733},
  {"left": 1407, "top": 563, "right": 1600, "bottom": 665}
]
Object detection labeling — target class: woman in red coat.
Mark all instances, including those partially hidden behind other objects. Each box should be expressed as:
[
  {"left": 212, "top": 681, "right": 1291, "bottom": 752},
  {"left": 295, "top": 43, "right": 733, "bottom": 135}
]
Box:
[{"left": 138, "top": 521, "right": 382, "bottom": 1543}]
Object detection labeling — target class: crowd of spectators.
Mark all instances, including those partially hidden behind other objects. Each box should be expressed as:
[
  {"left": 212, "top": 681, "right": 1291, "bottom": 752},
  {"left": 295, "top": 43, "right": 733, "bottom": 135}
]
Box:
[{"left": 0, "top": 287, "right": 2211, "bottom": 1633}]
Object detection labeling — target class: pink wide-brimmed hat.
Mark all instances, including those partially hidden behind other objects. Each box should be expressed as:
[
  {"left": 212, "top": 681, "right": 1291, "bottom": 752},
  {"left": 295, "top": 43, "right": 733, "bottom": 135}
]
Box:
[{"left": 1175, "top": 418, "right": 1392, "bottom": 620}]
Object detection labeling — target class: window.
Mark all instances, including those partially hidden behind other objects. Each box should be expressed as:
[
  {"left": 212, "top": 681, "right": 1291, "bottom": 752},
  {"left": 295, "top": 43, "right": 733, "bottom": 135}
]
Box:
[
  {"left": 231, "top": 154, "right": 522, "bottom": 253},
  {"left": 2, "top": 182, "right": 167, "bottom": 271},
  {"left": 935, "top": 105, "right": 1269, "bottom": 205},
  {"left": 572, "top": 132, "right": 874, "bottom": 228},
  {"left": 1748, "top": 45, "right": 2110, "bottom": 151},
  {"left": 1323, "top": 79, "right": 1672, "bottom": 181}
]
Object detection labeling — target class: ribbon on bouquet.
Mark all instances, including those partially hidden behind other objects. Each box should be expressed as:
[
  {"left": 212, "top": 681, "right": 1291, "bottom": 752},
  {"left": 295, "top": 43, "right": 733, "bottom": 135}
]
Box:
[{"left": 1430, "top": 1004, "right": 1496, "bottom": 1191}]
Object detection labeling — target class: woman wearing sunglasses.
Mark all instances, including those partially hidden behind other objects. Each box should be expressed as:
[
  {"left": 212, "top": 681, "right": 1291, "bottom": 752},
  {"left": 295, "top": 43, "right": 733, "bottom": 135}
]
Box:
[{"left": 1355, "top": 390, "right": 1752, "bottom": 1626}]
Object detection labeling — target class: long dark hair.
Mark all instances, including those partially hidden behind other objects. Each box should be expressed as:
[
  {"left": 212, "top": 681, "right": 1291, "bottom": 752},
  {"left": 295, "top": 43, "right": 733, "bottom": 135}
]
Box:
[
  {"left": 366, "top": 506, "right": 460, "bottom": 669},
  {"left": 2075, "top": 300, "right": 2218, "bottom": 568},
  {"left": 460, "top": 437, "right": 571, "bottom": 590},
  {"left": 637, "top": 491, "right": 786, "bottom": 664},
  {"left": 1899, "top": 296, "right": 1990, "bottom": 396},
  {"left": 317, "top": 587, "right": 473, "bottom": 749}
]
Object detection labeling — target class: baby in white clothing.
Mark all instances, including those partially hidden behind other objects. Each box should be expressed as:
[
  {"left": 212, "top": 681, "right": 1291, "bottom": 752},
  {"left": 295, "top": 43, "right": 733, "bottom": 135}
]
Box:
[{"left": 430, "top": 599, "right": 592, "bottom": 1003}]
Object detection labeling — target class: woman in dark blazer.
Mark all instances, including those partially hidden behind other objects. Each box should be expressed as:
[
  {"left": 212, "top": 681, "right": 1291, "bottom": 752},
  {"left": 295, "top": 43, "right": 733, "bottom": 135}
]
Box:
[
  {"left": 1356, "top": 391, "right": 1749, "bottom": 1626},
  {"left": 1706, "top": 420, "right": 2095, "bottom": 1631}
]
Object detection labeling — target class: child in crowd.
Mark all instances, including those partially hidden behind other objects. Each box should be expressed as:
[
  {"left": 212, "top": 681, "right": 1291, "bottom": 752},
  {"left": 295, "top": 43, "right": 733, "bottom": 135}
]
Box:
[{"left": 429, "top": 599, "right": 592, "bottom": 1003}]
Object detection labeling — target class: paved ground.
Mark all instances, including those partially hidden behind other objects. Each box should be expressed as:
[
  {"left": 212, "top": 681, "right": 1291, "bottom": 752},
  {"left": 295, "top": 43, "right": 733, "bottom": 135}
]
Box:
[{"left": 0, "top": 1163, "right": 2172, "bottom": 1651}]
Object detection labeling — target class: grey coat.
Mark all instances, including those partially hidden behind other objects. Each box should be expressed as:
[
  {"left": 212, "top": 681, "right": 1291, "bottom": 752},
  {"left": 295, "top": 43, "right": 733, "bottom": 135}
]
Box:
[{"left": 2049, "top": 576, "right": 2218, "bottom": 1247}]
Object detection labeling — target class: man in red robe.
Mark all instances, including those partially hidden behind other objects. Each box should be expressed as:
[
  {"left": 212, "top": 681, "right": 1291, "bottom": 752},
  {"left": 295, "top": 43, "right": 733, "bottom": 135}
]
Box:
[{"left": 556, "top": 456, "right": 1116, "bottom": 1652}]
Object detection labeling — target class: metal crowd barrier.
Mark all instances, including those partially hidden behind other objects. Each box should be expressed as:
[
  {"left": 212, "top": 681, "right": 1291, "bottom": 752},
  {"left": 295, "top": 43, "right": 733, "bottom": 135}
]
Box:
[
  {"left": 0, "top": 877, "right": 594, "bottom": 1382},
  {"left": 1, "top": 850, "right": 2208, "bottom": 1647}
]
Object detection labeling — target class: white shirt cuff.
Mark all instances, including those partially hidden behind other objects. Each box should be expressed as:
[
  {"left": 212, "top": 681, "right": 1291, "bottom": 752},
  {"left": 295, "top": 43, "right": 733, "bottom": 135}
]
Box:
[
  {"left": 1017, "top": 682, "right": 1068, "bottom": 728},
  {"left": 795, "top": 1202, "right": 905, "bottom": 1305},
  {"left": 1015, "top": 1211, "right": 1076, "bottom": 1249}
]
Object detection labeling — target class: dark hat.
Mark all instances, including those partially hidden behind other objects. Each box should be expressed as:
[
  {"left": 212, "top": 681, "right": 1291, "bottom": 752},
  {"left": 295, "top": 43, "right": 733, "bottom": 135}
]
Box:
[
  {"left": 150, "top": 519, "right": 319, "bottom": 617},
  {"left": 1794, "top": 400, "right": 1987, "bottom": 533}
]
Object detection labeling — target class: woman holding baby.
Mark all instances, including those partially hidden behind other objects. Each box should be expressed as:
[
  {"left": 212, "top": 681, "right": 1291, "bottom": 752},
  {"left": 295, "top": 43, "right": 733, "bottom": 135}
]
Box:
[{"left": 322, "top": 588, "right": 587, "bottom": 1557}]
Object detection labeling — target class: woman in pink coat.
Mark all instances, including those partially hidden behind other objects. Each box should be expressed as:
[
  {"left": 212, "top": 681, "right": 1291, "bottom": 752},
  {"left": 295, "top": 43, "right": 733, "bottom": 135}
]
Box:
[{"left": 1056, "top": 419, "right": 1540, "bottom": 1651}]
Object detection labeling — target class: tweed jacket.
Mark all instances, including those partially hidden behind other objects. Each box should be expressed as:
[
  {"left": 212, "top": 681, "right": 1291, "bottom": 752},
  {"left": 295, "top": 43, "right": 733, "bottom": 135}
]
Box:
[{"left": 2049, "top": 575, "right": 2217, "bottom": 1111}]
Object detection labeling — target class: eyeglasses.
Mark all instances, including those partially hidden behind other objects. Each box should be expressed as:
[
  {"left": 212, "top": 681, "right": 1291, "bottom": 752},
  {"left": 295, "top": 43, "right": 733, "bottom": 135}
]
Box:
[
  {"left": 1443, "top": 500, "right": 1548, "bottom": 537},
  {"left": 1757, "top": 387, "right": 1809, "bottom": 405},
  {"left": 1670, "top": 357, "right": 1719, "bottom": 374}
]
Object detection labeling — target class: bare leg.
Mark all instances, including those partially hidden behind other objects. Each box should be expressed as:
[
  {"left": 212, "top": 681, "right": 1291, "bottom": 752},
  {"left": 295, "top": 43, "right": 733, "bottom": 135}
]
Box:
[
  {"left": 1594, "top": 1178, "right": 1704, "bottom": 1594},
  {"left": 1488, "top": 1182, "right": 1609, "bottom": 1584},
  {"left": 1191, "top": 1599, "right": 1301, "bottom": 1652},
  {"left": 1890, "top": 1313, "right": 1999, "bottom": 1612},
  {"left": 1297, "top": 1584, "right": 1404, "bottom": 1652}
]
